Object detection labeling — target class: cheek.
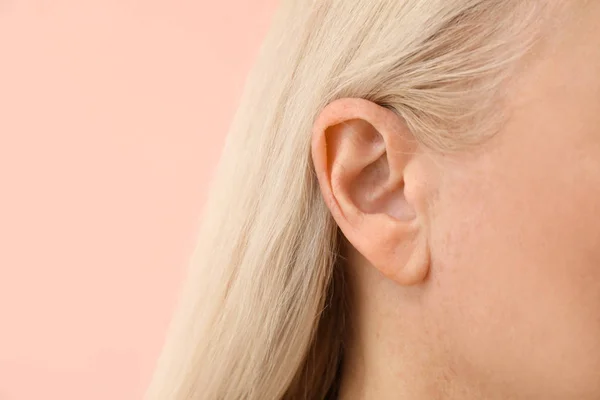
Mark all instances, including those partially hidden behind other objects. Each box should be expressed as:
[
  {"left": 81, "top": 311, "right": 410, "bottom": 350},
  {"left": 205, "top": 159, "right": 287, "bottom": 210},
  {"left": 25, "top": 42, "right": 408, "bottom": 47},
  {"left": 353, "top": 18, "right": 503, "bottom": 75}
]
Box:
[{"left": 427, "top": 153, "right": 600, "bottom": 396}]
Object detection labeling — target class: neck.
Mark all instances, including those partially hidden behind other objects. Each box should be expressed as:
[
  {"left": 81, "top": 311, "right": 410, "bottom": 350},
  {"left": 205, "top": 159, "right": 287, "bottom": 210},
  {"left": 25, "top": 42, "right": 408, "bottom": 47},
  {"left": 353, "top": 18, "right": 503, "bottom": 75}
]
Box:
[
  {"left": 336, "top": 302, "right": 447, "bottom": 400},
  {"left": 336, "top": 248, "right": 481, "bottom": 400}
]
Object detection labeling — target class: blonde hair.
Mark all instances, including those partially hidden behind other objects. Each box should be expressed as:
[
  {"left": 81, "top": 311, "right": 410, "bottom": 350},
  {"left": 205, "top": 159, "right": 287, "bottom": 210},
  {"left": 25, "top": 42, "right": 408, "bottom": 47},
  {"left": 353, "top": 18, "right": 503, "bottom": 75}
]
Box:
[{"left": 146, "top": 1, "right": 551, "bottom": 399}]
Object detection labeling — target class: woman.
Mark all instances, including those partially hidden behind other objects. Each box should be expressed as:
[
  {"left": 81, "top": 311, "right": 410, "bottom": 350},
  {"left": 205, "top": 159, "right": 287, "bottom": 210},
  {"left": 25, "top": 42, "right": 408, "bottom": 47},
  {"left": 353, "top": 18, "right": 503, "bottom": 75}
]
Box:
[{"left": 146, "top": 1, "right": 600, "bottom": 399}]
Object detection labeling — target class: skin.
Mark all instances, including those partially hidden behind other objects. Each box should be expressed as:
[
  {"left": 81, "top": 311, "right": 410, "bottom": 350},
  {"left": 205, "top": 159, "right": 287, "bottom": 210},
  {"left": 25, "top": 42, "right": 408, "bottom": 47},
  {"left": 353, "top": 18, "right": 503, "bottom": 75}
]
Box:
[{"left": 311, "top": 2, "right": 600, "bottom": 399}]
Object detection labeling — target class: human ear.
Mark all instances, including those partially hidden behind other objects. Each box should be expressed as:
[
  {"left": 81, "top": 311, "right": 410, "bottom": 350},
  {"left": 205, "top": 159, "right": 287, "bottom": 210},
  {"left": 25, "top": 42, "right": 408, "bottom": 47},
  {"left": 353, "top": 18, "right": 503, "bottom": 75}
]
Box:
[{"left": 311, "top": 98, "right": 430, "bottom": 285}]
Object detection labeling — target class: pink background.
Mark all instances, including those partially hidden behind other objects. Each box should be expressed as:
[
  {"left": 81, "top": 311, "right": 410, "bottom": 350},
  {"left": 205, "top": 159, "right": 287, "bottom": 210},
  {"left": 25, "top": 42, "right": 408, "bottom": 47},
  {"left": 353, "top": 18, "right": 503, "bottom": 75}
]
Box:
[{"left": 0, "top": 1, "right": 277, "bottom": 399}]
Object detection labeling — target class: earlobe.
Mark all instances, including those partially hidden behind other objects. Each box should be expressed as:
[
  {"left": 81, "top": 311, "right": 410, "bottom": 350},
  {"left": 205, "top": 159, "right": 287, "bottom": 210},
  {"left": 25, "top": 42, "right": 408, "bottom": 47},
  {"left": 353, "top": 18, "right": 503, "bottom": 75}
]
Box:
[
  {"left": 311, "top": 98, "right": 431, "bottom": 286},
  {"left": 367, "top": 216, "right": 430, "bottom": 285}
]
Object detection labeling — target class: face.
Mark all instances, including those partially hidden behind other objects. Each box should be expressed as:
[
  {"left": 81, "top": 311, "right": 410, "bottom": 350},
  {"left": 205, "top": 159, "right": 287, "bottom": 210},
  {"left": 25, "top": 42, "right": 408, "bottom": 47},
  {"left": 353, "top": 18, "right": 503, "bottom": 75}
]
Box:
[{"left": 427, "top": 3, "right": 600, "bottom": 398}]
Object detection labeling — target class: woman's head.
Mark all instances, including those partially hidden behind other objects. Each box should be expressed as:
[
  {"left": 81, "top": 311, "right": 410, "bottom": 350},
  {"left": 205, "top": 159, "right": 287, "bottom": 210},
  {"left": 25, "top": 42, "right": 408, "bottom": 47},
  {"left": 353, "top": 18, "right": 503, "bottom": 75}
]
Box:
[{"left": 147, "top": 1, "right": 600, "bottom": 399}]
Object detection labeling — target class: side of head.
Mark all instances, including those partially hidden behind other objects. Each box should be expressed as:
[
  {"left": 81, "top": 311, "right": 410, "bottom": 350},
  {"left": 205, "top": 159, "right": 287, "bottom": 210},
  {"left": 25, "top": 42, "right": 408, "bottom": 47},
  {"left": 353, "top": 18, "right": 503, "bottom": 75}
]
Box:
[
  {"left": 311, "top": 2, "right": 600, "bottom": 398},
  {"left": 146, "top": 1, "right": 600, "bottom": 399}
]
